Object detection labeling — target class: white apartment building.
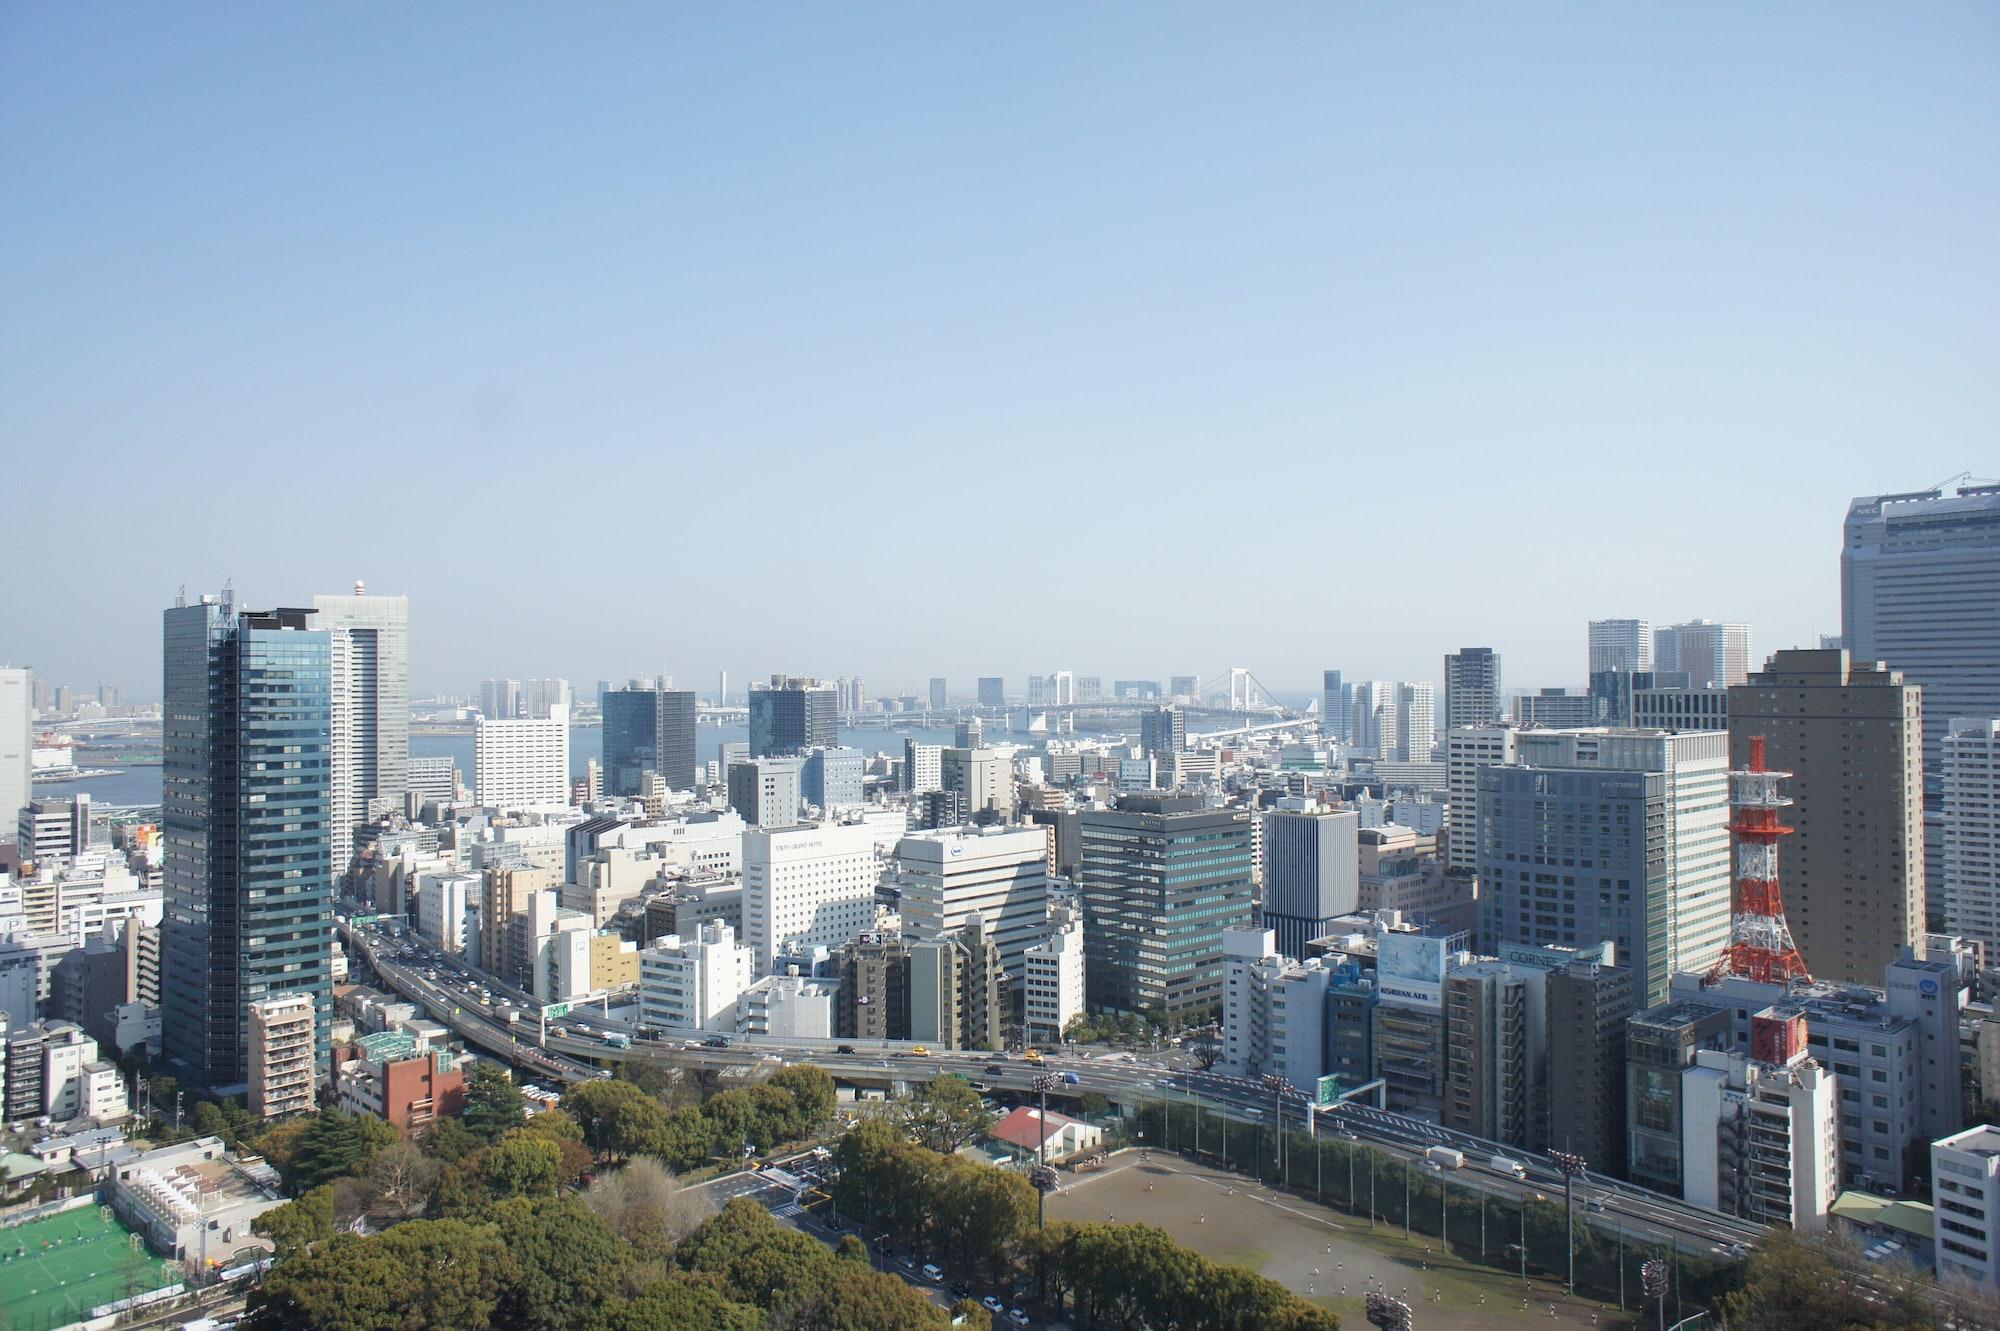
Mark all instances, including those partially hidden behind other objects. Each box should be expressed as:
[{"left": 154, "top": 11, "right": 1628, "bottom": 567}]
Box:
[
  {"left": 1220, "top": 926, "right": 1282, "bottom": 1077},
  {"left": 1444, "top": 725, "right": 1516, "bottom": 876},
  {"left": 904, "top": 741, "right": 943, "bottom": 796},
  {"left": 1943, "top": 719, "right": 2000, "bottom": 954},
  {"left": 474, "top": 704, "right": 570, "bottom": 808},
  {"left": 895, "top": 826, "right": 1049, "bottom": 978},
  {"left": 1934, "top": 1125, "right": 2000, "bottom": 1286},
  {"left": 0, "top": 668, "right": 30, "bottom": 845},
  {"left": 311, "top": 591, "right": 411, "bottom": 872},
  {"left": 415, "top": 871, "right": 476, "bottom": 953},
  {"left": 740, "top": 970, "right": 836, "bottom": 1039},
  {"left": 743, "top": 821, "right": 881, "bottom": 973},
  {"left": 1680, "top": 1027, "right": 1839, "bottom": 1230},
  {"left": 1588, "top": 618, "right": 1653, "bottom": 676},
  {"left": 638, "top": 922, "right": 754, "bottom": 1034},
  {"left": 1023, "top": 907, "right": 1085, "bottom": 1044},
  {"left": 247, "top": 992, "right": 316, "bottom": 1120}
]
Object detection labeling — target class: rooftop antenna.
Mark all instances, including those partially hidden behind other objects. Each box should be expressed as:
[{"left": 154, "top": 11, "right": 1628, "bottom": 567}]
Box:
[
  {"left": 175, "top": 585, "right": 187, "bottom": 608},
  {"left": 1708, "top": 736, "right": 1810, "bottom": 987}
]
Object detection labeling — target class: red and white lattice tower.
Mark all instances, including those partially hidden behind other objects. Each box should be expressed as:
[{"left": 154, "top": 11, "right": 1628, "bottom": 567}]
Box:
[{"left": 1708, "top": 735, "right": 1811, "bottom": 986}]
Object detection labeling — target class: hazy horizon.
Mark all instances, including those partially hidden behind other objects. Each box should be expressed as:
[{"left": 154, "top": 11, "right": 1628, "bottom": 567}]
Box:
[{"left": 4, "top": 5, "right": 1994, "bottom": 698}]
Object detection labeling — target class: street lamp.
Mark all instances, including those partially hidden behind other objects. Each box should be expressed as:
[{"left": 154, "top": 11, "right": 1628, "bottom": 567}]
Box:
[
  {"left": 1031, "top": 1073, "right": 1061, "bottom": 1229},
  {"left": 1261, "top": 1075, "right": 1287, "bottom": 1185},
  {"left": 1549, "top": 1150, "right": 1588, "bottom": 1296},
  {"left": 1641, "top": 1256, "right": 1668, "bottom": 1331}
]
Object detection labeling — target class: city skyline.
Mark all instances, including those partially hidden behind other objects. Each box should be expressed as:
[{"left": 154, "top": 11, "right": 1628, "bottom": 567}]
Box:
[{"left": 4, "top": 6, "right": 1995, "bottom": 692}]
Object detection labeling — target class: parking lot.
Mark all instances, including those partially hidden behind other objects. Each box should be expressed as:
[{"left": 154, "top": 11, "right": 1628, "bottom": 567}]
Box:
[{"left": 1047, "top": 1153, "right": 1634, "bottom": 1330}]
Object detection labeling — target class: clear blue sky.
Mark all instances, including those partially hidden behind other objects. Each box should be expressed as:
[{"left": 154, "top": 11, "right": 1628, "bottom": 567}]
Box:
[{"left": 3, "top": 4, "right": 1995, "bottom": 699}]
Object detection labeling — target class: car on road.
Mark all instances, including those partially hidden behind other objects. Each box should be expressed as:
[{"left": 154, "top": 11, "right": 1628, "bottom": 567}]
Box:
[
  {"left": 951, "top": 1282, "right": 972, "bottom": 1299},
  {"left": 703, "top": 1036, "right": 732, "bottom": 1048},
  {"left": 1061, "top": 1071, "right": 1081, "bottom": 1085},
  {"left": 1586, "top": 1199, "right": 1605, "bottom": 1212},
  {"left": 897, "top": 1254, "right": 917, "bottom": 1272},
  {"left": 984, "top": 1063, "right": 1004, "bottom": 1074},
  {"left": 836, "top": 1044, "right": 856, "bottom": 1054},
  {"left": 921, "top": 1263, "right": 944, "bottom": 1283},
  {"left": 1008, "top": 1309, "right": 1030, "bottom": 1326},
  {"left": 981, "top": 1295, "right": 1005, "bottom": 1312}
]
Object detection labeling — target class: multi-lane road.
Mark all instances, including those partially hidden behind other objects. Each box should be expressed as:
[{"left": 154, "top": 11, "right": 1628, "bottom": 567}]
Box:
[{"left": 340, "top": 915, "right": 1762, "bottom": 1261}]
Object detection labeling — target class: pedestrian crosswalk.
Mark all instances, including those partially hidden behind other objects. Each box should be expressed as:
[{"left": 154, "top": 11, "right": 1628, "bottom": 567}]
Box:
[{"left": 772, "top": 1202, "right": 805, "bottom": 1219}]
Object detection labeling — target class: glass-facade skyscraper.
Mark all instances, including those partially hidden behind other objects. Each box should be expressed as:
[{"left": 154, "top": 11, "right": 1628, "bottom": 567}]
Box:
[
  {"left": 161, "top": 593, "right": 335, "bottom": 1091},
  {"left": 602, "top": 687, "right": 698, "bottom": 794},
  {"left": 748, "top": 675, "right": 839, "bottom": 757},
  {"left": 1844, "top": 483, "right": 2000, "bottom": 904}
]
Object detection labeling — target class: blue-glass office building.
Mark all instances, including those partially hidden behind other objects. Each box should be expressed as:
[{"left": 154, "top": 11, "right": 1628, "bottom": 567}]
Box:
[{"left": 161, "top": 595, "right": 335, "bottom": 1091}]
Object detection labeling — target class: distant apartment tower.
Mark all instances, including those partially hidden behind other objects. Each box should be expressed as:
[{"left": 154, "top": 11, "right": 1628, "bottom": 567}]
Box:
[
  {"left": 1653, "top": 621, "right": 1752, "bottom": 690},
  {"left": 474, "top": 705, "right": 570, "bottom": 808},
  {"left": 1443, "top": 725, "right": 1516, "bottom": 876},
  {"left": 1478, "top": 729, "right": 1732, "bottom": 1005},
  {"left": 1139, "top": 706, "right": 1184, "bottom": 762},
  {"left": 1845, "top": 484, "right": 2000, "bottom": 904},
  {"left": 1944, "top": 719, "right": 2000, "bottom": 953},
  {"left": 1169, "top": 675, "right": 1198, "bottom": 700},
  {"left": 162, "top": 593, "right": 335, "bottom": 1090},
  {"left": 727, "top": 756, "right": 802, "bottom": 829},
  {"left": 310, "top": 589, "right": 410, "bottom": 871},
  {"left": 480, "top": 677, "right": 522, "bottom": 720},
  {"left": 1729, "top": 649, "right": 1923, "bottom": 984},
  {"left": 929, "top": 678, "right": 948, "bottom": 711},
  {"left": 903, "top": 740, "right": 943, "bottom": 796},
  {"left": 246, "top": 992, "right": 316, "bottom": 1120},
  {"left": 522, "top": 678, "right": 570, "bottom": 716},
  {"left": 1352, "top": 681, "right": 1436, "bottom": 762},
  {"left": 0, "top": 668, "right": 33, "bottom": 843},
  {"left": 748, "top": 675, "right": 839, "bottom": 757},
  {"left": 1587, "top": 619, "right": 1652, "bottom": 676},
  {"left": 1443, "top": 648, "right": 1502, "bottom": 729},
  {"left": 406, "top": 755, "right": 458, "bottom": 805},
  {"left": 977, "top": 677, "right": 1005, "bottom": 708},
  {"left": 1259, "top": 800, "right": 1360, "bottom": 959},
  {"left": 602, "top": 687, "right": 698, "bottom": 794},
  {"left": 1080, "top": 793, "right": 1254, "bottom": 1014},
  {"left": 1321, "top": 670, "right": 1352, "bottom": 746}
]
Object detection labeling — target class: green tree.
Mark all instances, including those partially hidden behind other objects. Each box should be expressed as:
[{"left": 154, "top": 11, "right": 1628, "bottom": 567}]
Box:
[
  {"left": 282, "top": 1110, "right": 399, "bottom": 1194},
  {"left": 488, "top": 1195, "right": 632, "bottom": 1331},
  {"left": 585, "top": 1156, "right": 715, "bottom": 1259},
  {"left": 563, "top": 1077, "right": 669, "bottom": 1162},
  {"left": 190, "top": 1100, "right": 230, "bottom": 1140},
  {"left": 901, "top": 1073, "right": 994, "bottom": 1154},
  {"left": 1077, "top": 1091, "right": 1111, "bottom": 1117},
  {"left": 247, "top": 1219, "right": 512, "bottom": 1331},
  {"left": 603, "top": 1277, "right": 761, "bottom": 1331},
  {"left": 421, "top": 1116, "right": 482, "bottom": 1162},
  {"left": 461, "top": 1062, "right": 526, "bottom": 1142},
  {"left": 480, "top": 1134, "right": 565, "bottom": 1200},
  {"left": 765, "top": 1064, "right": 836, "bottom": 1130},
  {"left": 835, "top": 1233, "right": 870, "bottom": 1265},
  {"left": 252, "top": 1184, "right": 335, "bottom": 1263}
]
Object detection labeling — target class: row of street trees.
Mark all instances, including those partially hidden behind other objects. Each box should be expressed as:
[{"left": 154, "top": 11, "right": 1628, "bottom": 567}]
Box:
[{"left": 559, "top": 1063, "right": 836, "bottom": 1169}]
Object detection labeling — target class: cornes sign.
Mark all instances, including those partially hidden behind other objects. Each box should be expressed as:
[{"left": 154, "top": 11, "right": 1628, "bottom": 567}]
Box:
[{"left": 1376, "top": 932, "right": 1447, "bottom": 1010}]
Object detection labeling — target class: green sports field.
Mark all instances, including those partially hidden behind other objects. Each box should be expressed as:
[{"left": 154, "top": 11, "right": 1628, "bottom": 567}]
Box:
[{"left": 0, "top": 1206, "right": 178, "bottom": 1331}]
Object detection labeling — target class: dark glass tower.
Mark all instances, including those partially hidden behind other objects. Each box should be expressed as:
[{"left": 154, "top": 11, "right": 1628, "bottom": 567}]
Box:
[
  {"left": 747, "top": 675, "right": 838, "bottom": 757},
  {"left": 161, "top": 594, "right": 335, "bottom": 1091},
  {"left": 602, "top": 687, "right": 698, "bottom": 794}
]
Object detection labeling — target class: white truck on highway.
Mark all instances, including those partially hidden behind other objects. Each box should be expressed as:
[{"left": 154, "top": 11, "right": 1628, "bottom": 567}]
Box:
[
  {"left": 1425, "top": 1146, "right": 1465, "bottom": 1169},
  {"left": 1490, "top": 1155, "right": 1527, "bottom": 1179}
]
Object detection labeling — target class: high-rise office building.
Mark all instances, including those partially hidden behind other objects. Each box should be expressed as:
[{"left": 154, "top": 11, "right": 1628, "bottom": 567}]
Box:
[
  {"left": 0, "top": 668, "right": 30, "bottom": 844},
  {"left": 941, "top": 747, "right": 1012, "bottom": 818},
  {"left": 310, "top": 589, "right": 410, "bottom": 873},
  {"left": 1080, "top": 793, "right": 1254, "bottom": 1013},
  {"left": 602, "top": 687, "right": 698, "bottom": 795},
  {"left": 1943, "top": 719, "right": 2000, "bottom": 953},
  {"left": 742, "top": 821, "right": 880, "bottom": 973},
  {"left": 801, "top": 746, "right": 864, "bottom": 812},
  {"left": 895, "top": 826, "right": 1049, "bottom": 979},
  {"left": 1844, "top": 484, "right": 2000, "bottom": 903},
  {"left": 1259, "top": 799, "right": 1359, "bottom": 958},
  {"left": 1443, "top": 648, "right": 1502, "bottom": 729},
  {"left": 748, "top": 675, "right": 839, "bottom": 757},
  {"left": 977, "top": 677, "right": 1005, "bottom": 708},
  {"left": 1139, "top": 706, "right": 1184, "bottom": 762},
  {"left": 1477, "top": 728, "right": 1732, "bottom": 1005},
  {"left": 474, "top": 705, "right": 571, "bottom": 808},
  {"left": 479, "top": 677, "right": 522, "bottom": 720},
  {"left": 929, "top": 678, "right": 948, "bottom": 711},
  {"left": 727, "top": 756, "right": 803, "bottom": 829},
  {"left": 903, "top": 739, "right": 943, "bottom": 796},
  {"left": 1321, "top": 670, "right": 1353, "bottom": 746},
  {"left": 1729, "top": 649, "right": 1923, "bottom": 984},
  {"left": 161, "top": 592, "right": 335, "bottom": 1091},
  {"left": 1653, "top": 621, "right": 1752, "bottom": 690},
  {"left": 1588, "top": 619, "right": 1653, "bottom": 676}
]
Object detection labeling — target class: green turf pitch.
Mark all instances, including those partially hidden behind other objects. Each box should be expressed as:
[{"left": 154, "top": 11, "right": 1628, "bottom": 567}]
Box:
[{"left": 0, "top": 1208, "right": 175, "bottom": 1331}]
